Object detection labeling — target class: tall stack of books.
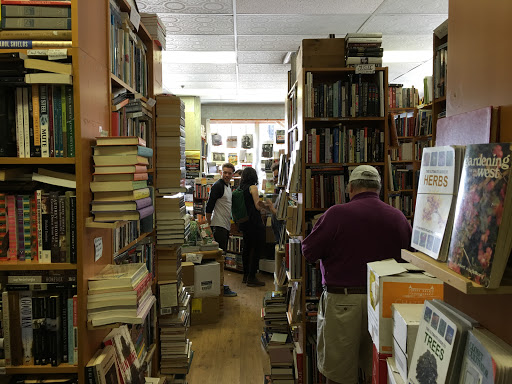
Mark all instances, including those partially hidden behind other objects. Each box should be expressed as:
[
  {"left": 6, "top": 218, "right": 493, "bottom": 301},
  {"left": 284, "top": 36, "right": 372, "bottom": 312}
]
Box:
[
  {"left": 0, "top": 1, "right": 72, "bottom": 49},
  {"left": 87, "top": 263, "right": 156, "bottom": 327},
  {"left": 159, "top": 307, "right": 193, "bottom": 377},
  {"left": 140, "top": 13, "right": 167, "bottom": 50},
  {"left": 155, "top": 194, "right": 189, "bottom": 247},
  {"left": 155, "top": 94, "right": 186, "bottom": 194},
  {"left": 345, "top": 33, "right": 383, "bottom": 67},
  {"left": 261, "top": 291, "right": 289, "bottom": 337},
  {"left": 90, "top": 136, "right": 154, "bottom": 223}
]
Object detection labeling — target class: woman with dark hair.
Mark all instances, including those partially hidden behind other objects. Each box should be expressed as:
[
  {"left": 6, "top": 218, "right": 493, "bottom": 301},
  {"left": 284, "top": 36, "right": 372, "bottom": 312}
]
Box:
[{"left": 238, "top": 167, "right": 268, "bottom": 286}]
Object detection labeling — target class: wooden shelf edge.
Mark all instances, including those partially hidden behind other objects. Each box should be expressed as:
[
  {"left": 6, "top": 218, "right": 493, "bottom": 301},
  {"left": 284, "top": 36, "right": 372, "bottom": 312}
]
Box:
[
  {"left": 85, "top": 216, "right": 129, "bottom": 229},
  {"left": 0, "top": 157, "right": 75, "bottom": 165},
  {"left": 6, "top": 364, "right": 78, "bottom": 374},
  {"left": 401, "top": 249, "right": 512, "bottom": 295},
  {"left": 113, "top": 232, "right": 152, "bottom": 257},
  {"left": 0, "top": 262, "right": 76, "bottom": 271}
]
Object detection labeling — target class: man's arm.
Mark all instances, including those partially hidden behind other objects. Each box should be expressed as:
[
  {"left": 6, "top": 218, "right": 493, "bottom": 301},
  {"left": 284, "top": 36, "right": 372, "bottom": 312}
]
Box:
[
  {"left": 301, "top": 209, "right": 338, "bottom": 263},
  {"left": 205, "top": 181, "right": 224, "bottom": 225}
]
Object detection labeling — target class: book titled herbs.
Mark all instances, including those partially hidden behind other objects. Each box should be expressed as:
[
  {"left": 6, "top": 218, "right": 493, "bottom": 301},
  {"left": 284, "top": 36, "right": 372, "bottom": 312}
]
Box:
[{"left": 448, "top": 143, "right": 512, "bottom": 288}]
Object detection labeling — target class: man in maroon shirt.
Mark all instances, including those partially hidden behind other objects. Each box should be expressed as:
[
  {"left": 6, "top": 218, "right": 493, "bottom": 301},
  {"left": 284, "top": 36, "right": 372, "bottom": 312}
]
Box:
[{"left": 302, "top": 165, "right": 412, "bottom": 384}]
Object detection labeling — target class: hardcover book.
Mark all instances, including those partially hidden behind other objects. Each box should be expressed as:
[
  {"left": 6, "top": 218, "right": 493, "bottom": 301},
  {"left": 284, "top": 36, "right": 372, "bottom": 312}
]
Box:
[
  {"left": 411, "top": 146, "right": 464, "bottom": 261},
  {"left": 448, "top": 143, "right": 512, "bottom": 288}
]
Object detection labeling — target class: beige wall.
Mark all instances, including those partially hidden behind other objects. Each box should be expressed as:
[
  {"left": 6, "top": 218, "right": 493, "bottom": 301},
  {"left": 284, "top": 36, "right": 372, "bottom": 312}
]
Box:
[
  {"left": 181, "top": 96, "right": 202, "bottom": 151},
  {"left": 201, "top": 103, "right": 285, "bottom": 126}
]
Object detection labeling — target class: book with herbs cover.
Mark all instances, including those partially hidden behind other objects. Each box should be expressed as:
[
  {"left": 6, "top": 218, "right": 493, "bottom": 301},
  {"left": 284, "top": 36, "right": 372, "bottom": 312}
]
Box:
[{"left": 447, "top": 143, "right": 512, "bottom": 288}]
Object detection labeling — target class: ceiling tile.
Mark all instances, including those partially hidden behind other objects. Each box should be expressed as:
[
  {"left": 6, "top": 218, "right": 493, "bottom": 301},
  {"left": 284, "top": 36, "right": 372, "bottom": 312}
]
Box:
[
  {"left": 160, "top": 15, "right": 233, "bottom": 34},
  {"left": 165, "top": 81, "right": 237, "bottom": 89},
  {"left": 238, "top": 64, "right": 290, "bottom": 74},
  {"left": 360, "top": 14, "right": 448, "bottom": 35},
  {"left": 238, "top": 51, "right": 289, "bottom": 64},
  {"left": 386, "top": 62, "right": 424, "bottom": 82},
  {"left": 238, "top": 82, "right": 288, "bottom": 90},
  {"left": 165, "top": 74, "right": 237, "bottom": 82},
  {"left": 137, "top": 0, "right": 233, "bottom": 14},
  {"left": 382, "top": 34, "right": 433, "bottom": 51},
  {"left": 239, "top": 74, "right": 289, "bottom": 82},
  {"left": 236, "top": 0, "right": 383, "bottom": 14},
  {"left": 163, "top": 63, "right": 236, "bottom": 74},
  {"left": 237, "top": 15, "right": 368, "bottom": 35},
  {"left": 377, "top": 0, "right": 448, "bottom": 14},
  {"left": 237, "top": 35, "right": 324, "bottom": 51},
  {"left": 165, "top": 35, "right": 235, "bottom": 51}
]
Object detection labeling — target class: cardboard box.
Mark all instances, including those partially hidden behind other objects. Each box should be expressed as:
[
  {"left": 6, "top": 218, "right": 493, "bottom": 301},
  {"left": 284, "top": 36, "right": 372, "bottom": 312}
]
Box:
[
  {"left": 372, "top": 343, "right": 391, "bottom": 384},
  {"left": 367, "top": 259, "right": 444, "bottom": 353},
  {"left": 181, "top": 261, "right": 195, "bottom": 286},
  {"left": 301, "top": 38, "right": 345, "bottom": 68},
  {"left": 386, "top": 357, "right": 405, "bottom": 384},
  {"left": 158, "top": 280, "right": 178, "bottom": 315},
  {"left": 259, "top": 258, "right": 274, "bottom": 274},
  {"left": 392, "top": 303, "right": 423, "bottom": 382},
  {"left": 191, "top": 296, "right": 220, "bottom": 325},
  {"left": 194, "top": 261, "right": 220, "bottom": 298}
]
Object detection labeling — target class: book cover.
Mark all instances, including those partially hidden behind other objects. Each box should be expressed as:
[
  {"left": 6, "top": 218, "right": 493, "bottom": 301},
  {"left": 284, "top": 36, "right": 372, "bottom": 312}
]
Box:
[
  {"left": 448, "top": 143, "right": 512, "bottom": 288},
  {"left": 89, "top": 263, "right": 147, "bottom": 290},
  {"left": 39, "top": 84, "right": 50, "bottom": 157},
  {"left": 103, "top": 325, "right": 143, "bottom": 384},
  {"left": 459, "top": 330, "right": 496, "bottom": 384},
  {"left": 412, "top": 146, "right": 464, "bottom": 261}
]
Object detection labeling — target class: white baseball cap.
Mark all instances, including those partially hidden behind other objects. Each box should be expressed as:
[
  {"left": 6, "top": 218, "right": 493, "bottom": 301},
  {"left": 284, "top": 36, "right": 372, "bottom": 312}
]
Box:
[{"left": 348, "top": 165, "right": 381, "bottom": 183}]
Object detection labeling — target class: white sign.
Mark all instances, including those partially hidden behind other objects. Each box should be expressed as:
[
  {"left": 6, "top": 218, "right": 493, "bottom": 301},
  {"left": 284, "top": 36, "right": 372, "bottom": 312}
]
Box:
[
  {"left": 27, "top": 49, "right": 48, "bottom": 56},
  {"left": 186, "top": 253, "right": 203, "bottom": 264},
  {"left": 48, "top": 49, "right": 68, "bottom": 61},
  {"left": 355, "top": 64, "right": 376, "bottom": 74},
  {"left": 147, "top": 98, "right": 156, "bottom": 107},
  {"left": 130, "top": 8, "right": 140, "bottom": 31},
  {"left": 94, "top": 237, "right": 103, "bottom": 262}
]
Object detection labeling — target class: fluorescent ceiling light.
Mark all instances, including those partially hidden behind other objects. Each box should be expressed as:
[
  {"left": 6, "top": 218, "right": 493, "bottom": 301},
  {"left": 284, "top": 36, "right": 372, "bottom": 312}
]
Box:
[
  {"left": 383, "top": 50, "right": 432, "bottom": 63},
  {"left": 162, "top": 51, "right": 236, "bottom": 64}
]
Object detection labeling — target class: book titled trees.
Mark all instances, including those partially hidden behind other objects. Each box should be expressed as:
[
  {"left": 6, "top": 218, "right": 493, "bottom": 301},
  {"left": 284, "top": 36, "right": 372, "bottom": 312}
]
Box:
[{"left": 412, "top": 143, "right": 512, "bottom": 288}]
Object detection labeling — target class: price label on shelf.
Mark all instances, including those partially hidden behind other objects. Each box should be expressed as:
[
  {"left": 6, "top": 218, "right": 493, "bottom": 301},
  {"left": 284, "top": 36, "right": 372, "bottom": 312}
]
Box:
[
  {"left": 355, "top": 64, "right": 376, "bottom": 74},
  {"left": 94, "top": 237, "right": 103, "bottom": 262}
]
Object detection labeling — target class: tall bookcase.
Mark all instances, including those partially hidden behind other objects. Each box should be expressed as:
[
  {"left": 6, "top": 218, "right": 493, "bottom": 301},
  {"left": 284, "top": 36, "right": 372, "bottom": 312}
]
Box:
[
  {"left": 282, "top": 40, "right": 389, "bottom": 381},
  {"left": 0, "top": 0, "right": 160, "bottom": 382},
  {"left": 432, "top": 26, "right": 447, "bottom": 143}
]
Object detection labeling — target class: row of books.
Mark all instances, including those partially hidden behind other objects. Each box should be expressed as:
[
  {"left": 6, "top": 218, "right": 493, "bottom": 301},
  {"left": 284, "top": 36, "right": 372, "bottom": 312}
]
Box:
[
  {"left": 2, "top": 278, "right": 77, "bottom": 367},
  {"left": 0, "top": 189, "right": 76, "bottom": 263},
  {"left": 391, "top": 112, "right": 417, "bottom": 137},
  {"left": 304, "top": 72, "right": 385, "bottom": 118},
  {"left": 227, "top": 235, "right": 243, "bottom": 254},
  {"left": 109, "top": 1, "right": 148, "bottom": 97},
  {"left": 412, "top": 143, "right": 512, "bottom": 288},
  {"left": 114, "top": 236, "right": 156, "bottom": 280},
  {"left": 306, "top": 126, "right": 386, "bottom": 164},
  {"left": 111, "top": 101, "right": 153, "bottom": 149},
  {"left": 0, "top": 83, "right": 74, "bottom": 158},
  {"left": 224, "top": 253, "right": 243, "bottom": 271},
  {"left": 193, "top": 177, "right": 214, "bottom": 200},
  {"left": 287, "top": 239, "right": 302, "bottom": 280},
  {"left": 389, "top": 166, "right": 414, "bottom": 191},
  {"left": 389, "top": 141, "right": 414, "bottom": 161},
  {"left": 434, "top": 42, "right": 447, "bottom": 99},
  {"left": 304, "top": 169, "right": 347, "bottom": 209},
  {"left": 388, "top": 193, "right": 414, "bottom": 217},
  {"left": 345, "top": 33, "right": 383, "bottom": 68},
  {"left": 388, "top": 84, "right": 420, "bottom": 109},
  {"left": 304, "top": 262, "right": 322, "bottom": 299},
  {"left": 0, "top": 2, "right": 71, "bottom": 31}
]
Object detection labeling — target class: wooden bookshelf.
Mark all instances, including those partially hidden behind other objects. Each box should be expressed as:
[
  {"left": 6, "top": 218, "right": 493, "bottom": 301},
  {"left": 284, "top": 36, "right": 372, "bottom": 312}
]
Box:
[
  {"left": 0, "top": 158, "right": 76, "bottom": 165},
  {"left": 6, "top": 364, "right": 79, "bottom": 375},
  {"left": 0, "top": 262, "right": 77, "bottom": 271}
]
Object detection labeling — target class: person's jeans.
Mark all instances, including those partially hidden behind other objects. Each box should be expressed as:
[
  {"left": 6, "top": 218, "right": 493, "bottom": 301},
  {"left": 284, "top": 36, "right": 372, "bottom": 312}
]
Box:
[
  {"left": 241, "top": 225, "right": 265, "bottom": 278},
  {"left": 212, "top": 226, "right": 229, "bottom": 252}
]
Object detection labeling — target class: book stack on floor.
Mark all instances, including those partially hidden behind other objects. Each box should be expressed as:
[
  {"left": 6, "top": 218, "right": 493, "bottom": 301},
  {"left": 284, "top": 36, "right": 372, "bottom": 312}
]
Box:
[
  {"left": 345, "top": 33, "right": 383, "bottom": 67},
  {"left": 0, "top": 0, "right": 72, "bottom": 49},
  {"left": 87, "top": 263, "right": 156, "bottom": 327},
  {"left": 155, "top": 194, "right": 189, "bottom": 247},
  {"left": 1, "top": 271, "right": 77, "bottom": 367},
  {"left": 261, "top": 291, "right": 290, "bottom": 345},
  {"left": 90, "top": 136, "right": 154, "bottom": 223},
  {"left": 0, "top": 52, "right": 75, "bottom": 158},
  {"left": 155, "top": 94, "right": 186, "bottom": 194},
  {"left": 141, "top": 13, "right": 167, "bottom": 50}
]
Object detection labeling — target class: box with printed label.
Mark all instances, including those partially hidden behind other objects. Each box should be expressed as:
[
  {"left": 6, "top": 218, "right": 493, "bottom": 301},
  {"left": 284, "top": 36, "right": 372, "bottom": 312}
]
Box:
[
  {"left": 367, "top": 259, "right": 444, "bottom": 353},
  {"left": 191, "top": 296, "right": 220, "bottom": 325},
  {"left": 194, "top": 261, "right": 220, "bottom": 298},
  {"left": 392, "top": 303, "right": 423, "bottom": 382}
]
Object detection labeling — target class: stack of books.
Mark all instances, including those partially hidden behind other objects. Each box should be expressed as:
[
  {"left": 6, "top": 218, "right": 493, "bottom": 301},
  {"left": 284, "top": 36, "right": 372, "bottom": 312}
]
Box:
[
  {"left": 345, "top": 33, "right": 383, "bottom": 67},
  {"left": 87, "top": 263, "right": 156, "bottom": 327},
  {"left": 261, "top": 291, "right": 289, "bottom": 336},
  {"left": 155, "top": 194, "right": 189, "bottom": 246},
  {"left": 155, "top": 94, "right": 186, "bottom": 194},
  {"left": 159, "top": 309, "right": 194, "bottom": 376},
  {"left": 90, "top": 136, "right": 154, "bottom": 223},
  {"left": 140, "top": 13, "right": 166, "bottom": 50}
]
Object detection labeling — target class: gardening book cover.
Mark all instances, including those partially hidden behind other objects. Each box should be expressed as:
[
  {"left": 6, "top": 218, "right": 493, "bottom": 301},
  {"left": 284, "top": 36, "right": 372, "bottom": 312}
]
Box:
[
  {"left": 447, "top": 143, "right": 512, "bottom": 288},
  {"left": 412, "top": 146, "right": 464, "bottom": 261},
  {"left": 407, "top": 301, "right": 459, "bottom": 384}
]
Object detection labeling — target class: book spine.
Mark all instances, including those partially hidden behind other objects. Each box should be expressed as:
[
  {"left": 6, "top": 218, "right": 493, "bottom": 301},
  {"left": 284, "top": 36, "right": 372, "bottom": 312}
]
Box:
[
  {"left": 52, "top": 85, "right": 62, "bottom": 157},
  {"left": 60, "top": 85, "right": 67, "bottom": 157},
  {"left": 64, "top": 192, "right": 71, "bottom": 263},
  {"left": 23, "top": 87, "right": 30, "bottom": 158},
  {"left": 9, "top": 291, "right": 23, "bottom": 365},
  {"left": 0, "top": 194, "right": 7, "bottom": 260},
  {"left": 67, "top": 297, "right": 73, "bottom": 364},
  {"left": 58, "top": 194, "right": 66, "bottom": 262},
  {"left": 41, "top": 192, "right": 52, "bottom": 263},
  {"left": 35, "top": 190, "right": 43, "bottom": 262},
  {"left": 48, "top": 85, "right": 55, "bottom": 157},
  {"left": 29, "top": 195, "right": 38, "bottom": 262},
  {"left": 50, "top": 295, "right": 62, "bottom": 366},
  {"left": 60, "top": 293, "right": 68, "bottom": 363},
  {"left": 65, "top": 85, "right": 74, "bottom": 157},
  {"left": 2, "top": 292, "right": 11, "bottom": 366},
  {"left": 49, "top": 191, "right": 59, "bottom": 262},
  {"left": 16, "top": 196, "right": 24, "bottom": 261},
  {"left": 31, "top": 84, "right": 42, "bottom": 157},
  {"left": 39, "top": 85, "right": 49, "bottom": 157},
  {"left": 15, "top": 87, "right": 24, "bottom": 158},
  {"left": 20, "top": 291, "right": 33, "bottom": 364},
  {"left": 28, "top": 85, "right": 36, "bottom": 157},
  {"left": 6, "top": 195, "right": 17, "bottom": 261},
  {"left": 72, "top": 295, "right": 77, "bottom": 364},
  {"left": 1, "top": 17, "right": 72, "bottom": 30},
  {"left": 1, "top": 4, "right": 71, "bottom": 17},
  {"left": 69, "top": 195, "right": 76, "bottom": 263},
  {"left": 22, "top": 196, "right": 31, "bottom": 260},
  {"left": 32, "top": 297, "right": 40, "bottom": 365}
]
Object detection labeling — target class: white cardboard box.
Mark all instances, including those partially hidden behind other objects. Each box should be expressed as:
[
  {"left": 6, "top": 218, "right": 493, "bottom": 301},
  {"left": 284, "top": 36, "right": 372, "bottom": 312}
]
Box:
[
  {"left": 367, "top": 259, "right": 444, "bottom": 353},
  {"left": 392, "top": 303, "right": 423, "bottom": 381},
  {"left": 386, "top": 357, "right": 405, "bottom": 384},
  {"left": 194, "top": 261, "right": 220, "bottom": 297}
]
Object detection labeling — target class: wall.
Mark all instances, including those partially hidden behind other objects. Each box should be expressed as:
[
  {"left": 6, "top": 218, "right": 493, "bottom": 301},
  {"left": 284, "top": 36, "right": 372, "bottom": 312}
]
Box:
[
  {"left": 201, "top": 103, "right": 285, "bottom": 126},
  {"left": 181, "top": 96, "right": 202, "bottom": 151}
]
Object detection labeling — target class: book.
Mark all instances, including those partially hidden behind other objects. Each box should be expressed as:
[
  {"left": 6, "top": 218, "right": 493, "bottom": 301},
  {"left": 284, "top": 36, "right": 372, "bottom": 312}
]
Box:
[
  {"left": 32, "top": 168, "right": 76, "bottom": 188},
  {"left": 1, "top": 17, "right": 71, "bottom": 30},
  {"left": 448, "top": 143, "right": 512, "bottom": 288},
  {"left": 96, "top": 136, "right": 146, "bottom": 147},
  {"left": 88, "top": 263, "right": 148, "bottom": 290},
  {"left": 0, "top": 40, "right": 72, "bottom": 49},
  {"left": 92, "top": 188, "right": 150, "bottom": 202},
  {"left": 89, "top": 180, "right": 148, "bottom": 192},
  {"left": 25, "top": 73, "right": 73, "bottom": 84},
  {"left": 23, "top": 57, "right": 73, "bottom": 76},
  {"left": 93, "top": 145, "right": 153, "bottom": 158},
  {"left": 411, "top": 146, "right": 465, "bottom": 261},
  {"left": 93, "top": 155, "right": 149, "bottom": 166},
  {"left": 87, "top": 344, "right": 121, "bottom": 384},
  {"left": 1, "top": 5, "right": 71, "bottom": 17},
  {"left": 92, "top": 205, "right": 154, "bottom": 222},
  {"left": 93, "top": 164, "right": 147, "bottom": 175},
  {"left": 91, "top": 197, "right": 152, "bottom": 212},
  {"left": 93, "top": 173, "right": 148, "bottom": 182}
]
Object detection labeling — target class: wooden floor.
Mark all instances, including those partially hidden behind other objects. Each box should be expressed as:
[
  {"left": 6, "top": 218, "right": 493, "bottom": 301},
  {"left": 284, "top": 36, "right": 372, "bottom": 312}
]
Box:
[{"left": 186, "top": 271, "right": 272, "bottom": 384}]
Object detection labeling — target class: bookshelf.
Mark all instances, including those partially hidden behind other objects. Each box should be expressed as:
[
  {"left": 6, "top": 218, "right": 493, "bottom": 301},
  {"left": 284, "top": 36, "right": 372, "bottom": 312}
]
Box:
[
  {"left": 0, "top": 0, "right": 159, "bottom": 382},
  {"left": 432, "top": 22, "right": 447, "bottom": 144}
]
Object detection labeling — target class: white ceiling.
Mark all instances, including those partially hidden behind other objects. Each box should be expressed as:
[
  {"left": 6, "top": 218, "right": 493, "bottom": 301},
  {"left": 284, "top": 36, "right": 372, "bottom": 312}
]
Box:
[{"left": 137, "top": 0, "right": 448, "bottom": 104}]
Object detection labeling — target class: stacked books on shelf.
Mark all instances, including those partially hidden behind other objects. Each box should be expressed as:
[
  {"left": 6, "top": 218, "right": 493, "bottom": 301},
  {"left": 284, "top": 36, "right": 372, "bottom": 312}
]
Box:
[
  {"left": 390, "top": 111, "right": 416, "bottom": 137},
  {"left": 388, "top": 84, "right": 419, "bottom": 108},
  {"left": 155, "top": 194, "right": 189, "bottom": 247},
  {"left": 159, "top": 309, "right": 193, "bottom": 377},
  {"left": 0, "top": 1, "right": 72, "bottom": 49},
  {"left": 434, "top": 42, "right": 448, "bottom": 99},
  {"left": 261, "top": 290, "right": 289, "bottom": 338},
  {"left": 140, "top": 13, "right": 166, "bottom": 50},
  {"left": 90, "top": 136, "right": 154, "bottom": 223},
  {"left": 0, "top": 53, "right": 75, "bottom": 158},
  {"left": 87, "top": 263, "right": 156, "bottom": 327},
  {"left": 416, "top": 109, "right": 433, "bottom": 136},
  {"left": 226, "top": 234, "right": 244, "bottom": 271},
  {"left": 2, "top": 271, "right": 77, "bottom": 367},
  {"left": 155, "top": 94, "right": 186, "bottom": 194},
  {"left": 0, "top": 186, "right": 77, "bottom": 264},
  {"left": 389, "top": 141, "right": 414, "bottom": 161},
  {"left": 114, "top": 235, "right": 156, "bottom": 281},
  {"left": 345, "top": 33, "right": 383, "bottom": 67}
]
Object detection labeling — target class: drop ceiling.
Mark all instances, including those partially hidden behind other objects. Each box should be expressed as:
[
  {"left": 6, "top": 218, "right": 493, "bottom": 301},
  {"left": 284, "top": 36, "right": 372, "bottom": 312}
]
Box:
[{"left": 137, "top": 0, "right": 448, "bottom": 104}]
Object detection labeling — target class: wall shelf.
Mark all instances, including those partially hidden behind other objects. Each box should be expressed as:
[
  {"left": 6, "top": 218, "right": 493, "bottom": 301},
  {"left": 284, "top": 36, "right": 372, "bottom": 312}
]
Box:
[
  {"left": 0, "top": 262, "right": 77, "bottom": 271},
  {"left": 0, "top": 157, "right": 75, "bottom": 165}
]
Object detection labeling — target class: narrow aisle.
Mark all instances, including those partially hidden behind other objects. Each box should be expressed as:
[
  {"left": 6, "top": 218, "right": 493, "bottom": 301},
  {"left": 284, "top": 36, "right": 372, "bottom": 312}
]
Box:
[{"left": 186, "top": 271, "right": 273, "bottom": 384}]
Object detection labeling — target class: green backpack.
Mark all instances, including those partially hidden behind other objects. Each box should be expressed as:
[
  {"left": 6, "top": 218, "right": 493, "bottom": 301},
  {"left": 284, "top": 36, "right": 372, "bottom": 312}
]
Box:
[{"left": 231, "top": 187, "right": 249, "bottom": 224}]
